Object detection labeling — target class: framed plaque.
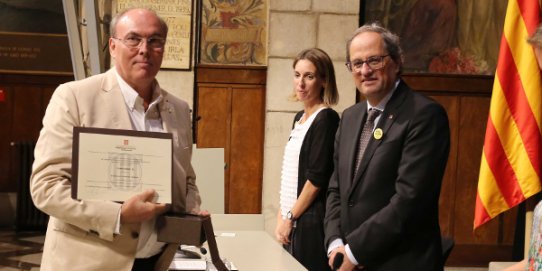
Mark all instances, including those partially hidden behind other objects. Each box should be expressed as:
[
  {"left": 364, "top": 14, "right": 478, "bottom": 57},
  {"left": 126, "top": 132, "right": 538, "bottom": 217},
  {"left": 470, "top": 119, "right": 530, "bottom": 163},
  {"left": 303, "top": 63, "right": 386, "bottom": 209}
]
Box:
[{"left": 72, "top": 127, "right": 173, "bottom": 203}]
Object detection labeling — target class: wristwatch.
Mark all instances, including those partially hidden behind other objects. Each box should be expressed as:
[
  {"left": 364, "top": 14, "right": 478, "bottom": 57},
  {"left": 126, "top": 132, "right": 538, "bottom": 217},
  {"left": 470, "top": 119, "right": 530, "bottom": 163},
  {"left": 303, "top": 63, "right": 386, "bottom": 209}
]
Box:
[{"left": 286, "top": 210, "right": 295, "bottom": 221}]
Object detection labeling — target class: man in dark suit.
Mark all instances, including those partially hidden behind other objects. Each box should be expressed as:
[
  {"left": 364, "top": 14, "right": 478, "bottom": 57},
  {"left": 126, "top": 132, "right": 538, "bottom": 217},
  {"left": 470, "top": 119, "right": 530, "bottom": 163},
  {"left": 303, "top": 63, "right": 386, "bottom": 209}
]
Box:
[{"left": 324, "top": 23, "right": 450, "bottom": 271}]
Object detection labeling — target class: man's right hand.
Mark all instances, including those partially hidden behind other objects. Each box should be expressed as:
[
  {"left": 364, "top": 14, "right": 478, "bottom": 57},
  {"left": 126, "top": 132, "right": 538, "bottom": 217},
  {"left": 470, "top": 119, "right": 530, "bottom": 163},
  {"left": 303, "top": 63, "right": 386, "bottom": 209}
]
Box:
[
  {"left": 329, "top": 246, "right": 357, "bottom": 271},
  {"left": 120, "top": 189, "right": 169, "bottom": 224}
]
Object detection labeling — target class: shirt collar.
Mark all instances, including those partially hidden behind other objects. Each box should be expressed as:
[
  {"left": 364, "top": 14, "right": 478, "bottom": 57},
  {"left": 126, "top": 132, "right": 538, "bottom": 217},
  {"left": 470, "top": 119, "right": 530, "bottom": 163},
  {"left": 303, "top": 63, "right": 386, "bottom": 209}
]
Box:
[
  {"left": 366, "top": 79, "right": 399, "bottom": 112},
  {"left": 115, "top": 70, "right": 163, "bottom": 111}
]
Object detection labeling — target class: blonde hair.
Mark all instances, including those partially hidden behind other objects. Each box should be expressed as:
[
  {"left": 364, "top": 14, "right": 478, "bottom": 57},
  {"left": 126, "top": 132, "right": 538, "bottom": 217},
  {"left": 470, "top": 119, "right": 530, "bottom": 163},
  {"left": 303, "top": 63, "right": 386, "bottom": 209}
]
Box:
[{"left": 290, "top": 48, "right": 339, "bottom": 106}]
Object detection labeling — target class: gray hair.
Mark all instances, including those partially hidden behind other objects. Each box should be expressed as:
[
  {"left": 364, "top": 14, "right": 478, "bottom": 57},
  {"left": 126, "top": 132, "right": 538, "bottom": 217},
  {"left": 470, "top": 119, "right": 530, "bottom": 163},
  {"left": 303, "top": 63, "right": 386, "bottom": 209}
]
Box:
[
  {"left": 528, "top": 24, "right": 542, "bottom": 48},
  {"left": 346, "top": 22, "right": 403, "bottom": 73},
  {"left": 110, "top": 8, "right": 168, "bottom": 38}
]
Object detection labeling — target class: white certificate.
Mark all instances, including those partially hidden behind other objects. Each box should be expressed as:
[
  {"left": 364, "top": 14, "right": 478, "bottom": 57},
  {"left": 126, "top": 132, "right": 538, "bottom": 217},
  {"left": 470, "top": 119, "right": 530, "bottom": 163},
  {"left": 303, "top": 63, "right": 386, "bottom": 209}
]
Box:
[{"left": 72, "top": 127, "right": 172, "bottom": 203}]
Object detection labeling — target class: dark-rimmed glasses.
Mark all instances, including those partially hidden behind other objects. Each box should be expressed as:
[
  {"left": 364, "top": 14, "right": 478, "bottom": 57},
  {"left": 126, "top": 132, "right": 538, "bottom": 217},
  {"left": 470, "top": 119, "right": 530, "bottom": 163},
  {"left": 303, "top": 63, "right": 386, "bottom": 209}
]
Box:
[
  {"left": 346, "top": 55, "right": 389, "bottom": 73},
  {"left": 112, "top": 36, "right": 166, "bottom": 49}
]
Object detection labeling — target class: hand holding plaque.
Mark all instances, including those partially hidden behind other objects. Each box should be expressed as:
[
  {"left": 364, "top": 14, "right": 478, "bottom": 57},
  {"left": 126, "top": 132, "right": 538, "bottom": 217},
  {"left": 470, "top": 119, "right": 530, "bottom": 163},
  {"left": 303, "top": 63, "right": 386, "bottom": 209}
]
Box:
[{"left": 119, "top": 189, "right": 169, "bottom": 224}]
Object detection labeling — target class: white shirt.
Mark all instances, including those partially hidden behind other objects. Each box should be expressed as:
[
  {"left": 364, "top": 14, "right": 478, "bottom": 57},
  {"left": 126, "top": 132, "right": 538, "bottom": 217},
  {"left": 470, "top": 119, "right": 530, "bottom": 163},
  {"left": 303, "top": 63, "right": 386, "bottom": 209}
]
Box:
[
  {"left": 365, "top": 79, "right": 398, "bottom": 129},
  {"left": 279, "top": 107, "right": 327, "bottom": 218},
  {"left": 116, "top": 70, "right": 166, "bottom": 258}
]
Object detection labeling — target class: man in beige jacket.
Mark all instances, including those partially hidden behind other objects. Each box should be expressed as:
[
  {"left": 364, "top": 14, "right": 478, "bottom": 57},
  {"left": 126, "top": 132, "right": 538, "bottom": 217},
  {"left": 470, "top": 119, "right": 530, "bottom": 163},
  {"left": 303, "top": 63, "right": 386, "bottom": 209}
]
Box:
[{"left": 30, "top": 8, "right": 204, "bottom": 271}]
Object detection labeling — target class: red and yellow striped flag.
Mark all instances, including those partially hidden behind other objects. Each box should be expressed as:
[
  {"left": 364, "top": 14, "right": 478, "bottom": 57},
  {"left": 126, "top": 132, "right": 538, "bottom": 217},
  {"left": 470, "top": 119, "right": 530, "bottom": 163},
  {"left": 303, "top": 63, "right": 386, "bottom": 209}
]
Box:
[{"left": 474, "top": 0, "right": 542, "bottom": 229}]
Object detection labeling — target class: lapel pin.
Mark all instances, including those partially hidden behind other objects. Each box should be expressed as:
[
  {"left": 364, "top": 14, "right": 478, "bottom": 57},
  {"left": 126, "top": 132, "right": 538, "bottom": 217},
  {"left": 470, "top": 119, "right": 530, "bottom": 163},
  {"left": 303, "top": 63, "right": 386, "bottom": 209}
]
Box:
[
  {"left": 388, "top": 114, "right": 394, "bottom": 119},
  {"left": 373, "top": 128, "right": 383, "bottom": 140}
]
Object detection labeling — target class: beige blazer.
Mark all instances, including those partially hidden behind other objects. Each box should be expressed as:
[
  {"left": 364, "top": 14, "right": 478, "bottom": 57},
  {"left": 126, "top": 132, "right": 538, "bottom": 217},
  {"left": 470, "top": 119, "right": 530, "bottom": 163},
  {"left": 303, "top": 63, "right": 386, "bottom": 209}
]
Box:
[{"left": 30, "top": 69, "right": 201, "bottom": 271}]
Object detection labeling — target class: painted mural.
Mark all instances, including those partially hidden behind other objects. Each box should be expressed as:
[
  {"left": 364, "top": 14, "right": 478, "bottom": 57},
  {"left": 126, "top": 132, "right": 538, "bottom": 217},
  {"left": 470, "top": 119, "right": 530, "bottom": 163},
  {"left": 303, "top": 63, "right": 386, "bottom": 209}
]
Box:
[
  {"left": 364, "top": 0, "right": 508, "bottom": 74},
  {"left": 200, "top": 0, "right": 267, "bottom": 65}
]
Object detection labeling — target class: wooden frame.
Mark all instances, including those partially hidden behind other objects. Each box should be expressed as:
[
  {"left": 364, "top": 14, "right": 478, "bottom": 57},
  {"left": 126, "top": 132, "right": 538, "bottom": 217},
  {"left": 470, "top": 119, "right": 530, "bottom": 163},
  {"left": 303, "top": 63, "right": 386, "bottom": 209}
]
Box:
[
  {"left": 0, "top": 32, "right": 72, "bottom": 76},
  {"left": 195, "top": 65, "right": 266, "bottom": 214},
  {"left": 0, "top": 1, "right": 72, "bottom": 76}
]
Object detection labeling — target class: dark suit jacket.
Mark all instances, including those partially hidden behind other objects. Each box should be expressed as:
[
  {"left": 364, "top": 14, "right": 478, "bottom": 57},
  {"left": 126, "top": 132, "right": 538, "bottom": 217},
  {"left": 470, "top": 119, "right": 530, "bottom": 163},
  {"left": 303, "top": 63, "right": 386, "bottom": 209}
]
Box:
[{"left": 324, "top": 80, "right": 450, "bottom": 271}]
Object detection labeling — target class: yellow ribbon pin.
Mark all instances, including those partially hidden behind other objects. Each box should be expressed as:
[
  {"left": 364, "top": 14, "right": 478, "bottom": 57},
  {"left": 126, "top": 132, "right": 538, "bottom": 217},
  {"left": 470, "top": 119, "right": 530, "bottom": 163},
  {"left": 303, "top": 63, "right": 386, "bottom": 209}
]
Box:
[{"left": 373, "top": 128, "right": 383, "bottom": 140}]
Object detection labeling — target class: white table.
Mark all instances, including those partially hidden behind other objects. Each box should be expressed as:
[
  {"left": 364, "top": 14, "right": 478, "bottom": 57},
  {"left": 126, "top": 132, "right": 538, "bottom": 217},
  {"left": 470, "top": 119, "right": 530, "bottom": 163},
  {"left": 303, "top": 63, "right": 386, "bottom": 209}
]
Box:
[
  {"left": 489, "top": 261, "right": 517, "bottom": 271},
  {"left": 211, "top": 230, "right": 307, "bottom": 271},
  {"left": 166, "top": 214, "right": 307, "bottom": 271}
]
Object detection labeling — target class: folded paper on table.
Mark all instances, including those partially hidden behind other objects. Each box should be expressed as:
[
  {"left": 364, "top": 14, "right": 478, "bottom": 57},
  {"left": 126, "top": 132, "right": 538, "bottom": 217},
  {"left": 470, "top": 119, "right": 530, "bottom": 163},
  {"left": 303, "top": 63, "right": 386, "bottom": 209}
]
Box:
[{"left": 169, "top": 259, "right": 207, "bottom": 270}]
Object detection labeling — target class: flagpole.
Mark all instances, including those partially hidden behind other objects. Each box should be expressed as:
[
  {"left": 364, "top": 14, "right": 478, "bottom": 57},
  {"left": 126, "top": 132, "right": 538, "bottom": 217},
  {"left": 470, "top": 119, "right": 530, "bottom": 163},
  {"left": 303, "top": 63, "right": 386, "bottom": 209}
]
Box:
[
  {"left": 524, "top": 210, "right": 532, "bottom": 259},
  {"left": 523, "top": 194, "right": 540, "bottom": 258}
]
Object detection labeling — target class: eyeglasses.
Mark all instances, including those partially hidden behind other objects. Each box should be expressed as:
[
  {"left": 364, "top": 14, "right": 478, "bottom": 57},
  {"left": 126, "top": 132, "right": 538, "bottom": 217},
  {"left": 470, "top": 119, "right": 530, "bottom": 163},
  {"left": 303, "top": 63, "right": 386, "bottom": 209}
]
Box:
[
  {"left": 112, "top": 36, "right": 166, "bottom": 49},
  {"left": 346, "top": 55, "right": 389, "bottom": 73}
]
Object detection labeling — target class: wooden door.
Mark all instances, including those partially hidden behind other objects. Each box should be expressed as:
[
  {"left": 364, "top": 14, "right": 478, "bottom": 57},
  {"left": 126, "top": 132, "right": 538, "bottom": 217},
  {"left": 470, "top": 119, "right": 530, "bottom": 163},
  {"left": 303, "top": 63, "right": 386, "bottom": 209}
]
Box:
[
  {"left": 0, "top": 73, "right": 71, "bottom": 192},
  {"left": 403, "top": 74, "right": 518, "bottom": 266},
  {"left": 195, "top": 65, "right": 266, "bottom": 213}
]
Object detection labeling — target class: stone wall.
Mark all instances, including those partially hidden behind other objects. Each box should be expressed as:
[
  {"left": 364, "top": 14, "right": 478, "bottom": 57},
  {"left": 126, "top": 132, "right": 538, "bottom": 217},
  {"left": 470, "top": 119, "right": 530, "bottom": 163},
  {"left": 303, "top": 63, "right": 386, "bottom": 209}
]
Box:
[{"left": 262, "top": 0, "right": 359, "bottom": 235}]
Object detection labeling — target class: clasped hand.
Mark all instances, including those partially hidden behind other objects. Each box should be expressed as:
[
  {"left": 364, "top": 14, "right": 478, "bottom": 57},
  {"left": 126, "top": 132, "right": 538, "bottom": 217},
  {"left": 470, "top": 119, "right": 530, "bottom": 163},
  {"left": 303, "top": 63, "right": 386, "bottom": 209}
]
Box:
[
  {"left": 120, "top": 189, "right": 168, "bottom": 224},
  {"left": 274, "top": 218, "right": 293, "bottom": 245},
  {"left": 328, "top": 246, "right": 357, "bottom": 271}
]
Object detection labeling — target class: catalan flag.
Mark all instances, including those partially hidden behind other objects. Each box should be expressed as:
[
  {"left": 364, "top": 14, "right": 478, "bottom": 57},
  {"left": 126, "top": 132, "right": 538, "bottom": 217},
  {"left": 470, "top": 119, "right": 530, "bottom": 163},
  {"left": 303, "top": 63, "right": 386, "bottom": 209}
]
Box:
[{"left": 474, "top": 0, "right": 542, "bottom": 229}]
